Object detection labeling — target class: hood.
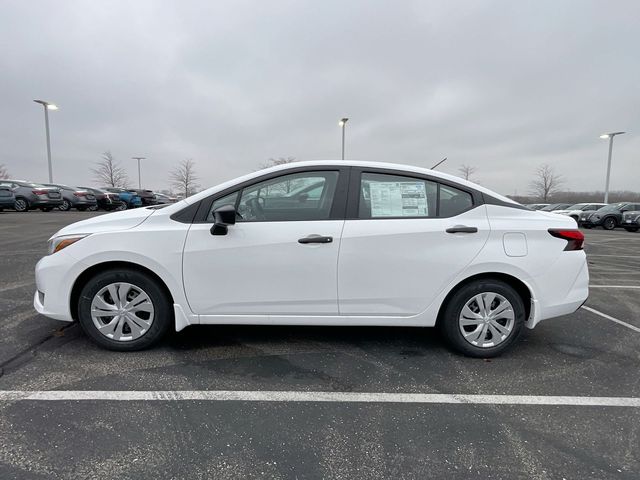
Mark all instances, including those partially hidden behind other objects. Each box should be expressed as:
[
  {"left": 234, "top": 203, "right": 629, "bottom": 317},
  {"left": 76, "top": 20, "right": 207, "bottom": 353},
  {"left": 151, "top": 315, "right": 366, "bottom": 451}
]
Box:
[{"left": 51, "top": 207, "right": 156, "bottom": 239}]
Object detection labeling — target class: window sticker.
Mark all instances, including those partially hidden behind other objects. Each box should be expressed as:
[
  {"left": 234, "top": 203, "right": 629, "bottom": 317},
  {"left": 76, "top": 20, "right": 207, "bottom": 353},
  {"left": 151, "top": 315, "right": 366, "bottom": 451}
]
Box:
[{"left": 369, "top": 181, "right": 428, "bottom": 217}]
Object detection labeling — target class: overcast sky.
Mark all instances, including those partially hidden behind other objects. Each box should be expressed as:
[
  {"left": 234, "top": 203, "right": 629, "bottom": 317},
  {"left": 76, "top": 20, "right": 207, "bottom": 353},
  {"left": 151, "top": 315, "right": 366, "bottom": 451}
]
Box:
[{"left": 1, "top": 0, "right": 638, "bottom": 196}]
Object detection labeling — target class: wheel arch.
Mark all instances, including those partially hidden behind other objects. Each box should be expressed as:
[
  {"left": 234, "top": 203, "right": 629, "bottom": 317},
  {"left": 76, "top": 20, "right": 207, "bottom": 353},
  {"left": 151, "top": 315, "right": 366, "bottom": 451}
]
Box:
[
  {"left": 69, "top": 261, "right": 175, "bottom": 321},
  {"left": 435, "top": 272, "right": 532, "bottom": 326}
]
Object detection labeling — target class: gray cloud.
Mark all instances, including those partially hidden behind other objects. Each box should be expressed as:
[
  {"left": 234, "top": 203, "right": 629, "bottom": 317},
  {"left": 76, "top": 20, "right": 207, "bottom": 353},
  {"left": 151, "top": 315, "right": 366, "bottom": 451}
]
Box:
[{"left": 1, "top": 0, "right": 638, "bottom": 196}]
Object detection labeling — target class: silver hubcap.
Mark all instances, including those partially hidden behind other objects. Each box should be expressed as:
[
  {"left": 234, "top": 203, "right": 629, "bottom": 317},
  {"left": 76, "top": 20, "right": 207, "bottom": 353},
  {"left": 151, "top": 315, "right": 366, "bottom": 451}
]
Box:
[
  {"left": 459, "top": 292, "right": 515, "bottom": 348},
  {"left": 90, "top": 282, "right": 154, "bottom": 342},
  {"left": 15, "top": 199, "right": 26, "bottom": 211}
]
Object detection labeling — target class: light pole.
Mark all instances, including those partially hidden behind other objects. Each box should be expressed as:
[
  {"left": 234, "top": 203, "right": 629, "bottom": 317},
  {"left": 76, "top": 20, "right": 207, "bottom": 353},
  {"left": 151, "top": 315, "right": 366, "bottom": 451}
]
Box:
[
  {"left": 132, "top": 157, "right": 146, "bottom": 189},
  {"left": 339, "top": 117, "right": 349, "bottom": 160},
  {"left": 33, "top": 100, "right": 58, "bottom": 183},
  {"left": 599, "top": 132, "right": 625, "bottom": 203}
]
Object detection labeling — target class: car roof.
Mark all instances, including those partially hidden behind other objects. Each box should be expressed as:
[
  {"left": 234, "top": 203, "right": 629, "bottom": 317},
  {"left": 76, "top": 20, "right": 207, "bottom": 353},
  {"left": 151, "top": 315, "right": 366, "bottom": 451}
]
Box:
[{"left": 182, "top": 160, "right": 520, "bottom": 207}]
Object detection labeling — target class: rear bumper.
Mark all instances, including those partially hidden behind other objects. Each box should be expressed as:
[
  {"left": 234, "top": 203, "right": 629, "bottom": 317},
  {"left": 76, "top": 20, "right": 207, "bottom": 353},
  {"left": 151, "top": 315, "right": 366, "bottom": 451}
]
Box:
[
  {"left": 30, "top": 199, "right": 63, "bottom": 208},
  {"left": 526, "top": 253, "right": 589, "bottom": 328}
]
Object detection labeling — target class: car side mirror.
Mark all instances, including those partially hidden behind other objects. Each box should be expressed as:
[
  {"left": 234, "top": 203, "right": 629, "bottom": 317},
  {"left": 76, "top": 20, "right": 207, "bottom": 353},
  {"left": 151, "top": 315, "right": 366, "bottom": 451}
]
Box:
[{"left": 210, "top": 205, "right": 236, "bottom": 236}]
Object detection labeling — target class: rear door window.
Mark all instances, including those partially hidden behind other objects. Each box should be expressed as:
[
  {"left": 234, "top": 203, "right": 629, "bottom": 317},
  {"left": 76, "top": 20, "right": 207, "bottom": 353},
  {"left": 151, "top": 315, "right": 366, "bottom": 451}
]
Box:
[{"left": 438, "top": 185, "right": 474, "bottom": 217}]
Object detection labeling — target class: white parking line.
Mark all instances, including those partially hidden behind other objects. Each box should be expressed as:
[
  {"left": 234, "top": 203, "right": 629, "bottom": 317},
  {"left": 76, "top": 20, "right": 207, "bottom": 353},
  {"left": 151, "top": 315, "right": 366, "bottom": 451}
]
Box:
[
  {"left": 0, "top": 390, "right": 638, "bottom": 407},
  {"left": 590, "top": 285, "right": 640, "bottom": 289},
  {"left": 581, "top": 306, "right": 640, "bottom": 333}
]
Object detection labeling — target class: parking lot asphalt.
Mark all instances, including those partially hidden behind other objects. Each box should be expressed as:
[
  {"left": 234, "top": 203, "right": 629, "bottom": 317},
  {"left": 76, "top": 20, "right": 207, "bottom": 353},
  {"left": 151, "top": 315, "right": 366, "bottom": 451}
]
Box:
[{"left": 0, "top": 211, "right": 638, "bottom": 479}]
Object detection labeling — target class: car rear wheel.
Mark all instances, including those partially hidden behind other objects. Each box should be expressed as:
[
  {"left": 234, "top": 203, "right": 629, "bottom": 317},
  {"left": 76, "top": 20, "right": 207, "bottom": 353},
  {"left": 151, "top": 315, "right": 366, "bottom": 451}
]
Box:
[
  {"left": 117, "top": 202, "right": 127, "bottom": 211},
  {"left": 440, "top": 279, "right": 525, "bottom": 357},
  {"left": 88, "top": 204, "right": 99, "bottom": 211},
  {"left": 59, "top": 200, "right": 71, "bottom": 211},
  {"left": 14, "top": 198, "right": 28, "bottom": 212},
  {"left": 602, "top": 217, "right": 616, "bottom": 230},
  {"left": 77, "top": 269, "right": 172, "bottom": 351}
]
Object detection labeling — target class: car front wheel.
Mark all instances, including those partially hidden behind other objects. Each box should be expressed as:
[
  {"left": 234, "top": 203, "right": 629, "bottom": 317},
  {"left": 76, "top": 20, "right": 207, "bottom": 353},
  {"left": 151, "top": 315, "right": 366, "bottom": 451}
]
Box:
[
  {"left": 440, "top": 279, "right": 525, "bottom": 357},
  {"left": 77, "top": 269, "right": 172, "bottom": 351},
  {"left": 602, "top": 217, "right": 616, "bottom": 230}
]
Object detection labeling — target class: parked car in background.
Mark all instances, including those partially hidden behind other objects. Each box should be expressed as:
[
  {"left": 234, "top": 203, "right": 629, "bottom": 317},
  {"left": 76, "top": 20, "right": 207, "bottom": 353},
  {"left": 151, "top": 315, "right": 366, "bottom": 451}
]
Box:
[
  {"left": 553, "top": 203, "right": 608, "bottom": 222},
  {"left": 103, "top": 188, "right": 143, "bottom": 210},
  {"left": 539, "top": 203, "right": 572, "bottom": 212},
  {"left": 34, "top": 160, "right": 588, "bottom": 358},
  {"left": 131, "top": 189, "right": 157, "bottom": 206},
  {"left": 621, "top": 210, "right": 640, "bottom": 232},
  {"left": 153, "top": 193, "right": 177, "bottom": 204},
  {"left": 79, "top": 187, "right": 123, "bottom": 211},
  {"left": 43, "top": 184, "right": 97, "bottom": 211},
  {"left": 579, "top": 202, "right": 640, "bottom": 230},
  {"left": 0, "top": 184, "right": 16, "bottom": 211},
  {"left": 525, "top": 203, "right": 549, "bottom": 210},
  {"left": 0, "top": 180, "right": 63, "bottom": 212}
]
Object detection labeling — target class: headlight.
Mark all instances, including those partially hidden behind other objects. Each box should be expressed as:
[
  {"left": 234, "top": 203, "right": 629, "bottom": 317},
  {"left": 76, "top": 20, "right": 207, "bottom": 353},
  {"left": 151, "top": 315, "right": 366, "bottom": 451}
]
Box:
[{"left": 47, "top": 234, "right": 90, "bottom": 255}]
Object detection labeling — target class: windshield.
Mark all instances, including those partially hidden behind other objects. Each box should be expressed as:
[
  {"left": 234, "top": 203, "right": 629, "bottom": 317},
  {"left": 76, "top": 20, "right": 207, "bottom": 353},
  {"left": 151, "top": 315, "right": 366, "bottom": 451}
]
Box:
[
  {"left": 566, "top": 203, "right": 586, "bottom": 210},
  {"left": 597, "top": 203, "right": 626, "bottom": 212}
]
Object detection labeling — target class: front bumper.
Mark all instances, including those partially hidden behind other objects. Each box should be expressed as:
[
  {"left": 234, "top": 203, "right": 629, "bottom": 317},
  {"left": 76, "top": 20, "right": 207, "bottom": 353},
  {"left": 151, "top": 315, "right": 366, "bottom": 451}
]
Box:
[{"left": 34, "top": 250, "right": 88, "bottom": 322}]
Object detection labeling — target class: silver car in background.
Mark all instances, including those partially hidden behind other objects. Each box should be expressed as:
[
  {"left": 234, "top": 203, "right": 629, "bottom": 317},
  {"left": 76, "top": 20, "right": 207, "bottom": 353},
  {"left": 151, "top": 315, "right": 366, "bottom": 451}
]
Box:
[{"left": 553, "top": 203, "right": 608, "bottom": 222}]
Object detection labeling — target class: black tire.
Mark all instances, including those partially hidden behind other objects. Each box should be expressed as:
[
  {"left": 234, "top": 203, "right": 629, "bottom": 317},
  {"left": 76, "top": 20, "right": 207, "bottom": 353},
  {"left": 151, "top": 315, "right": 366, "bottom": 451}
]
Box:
[
  {"left": 117, "top": 202, "right": 128, "bottom": 211},
  {"left": 624, "top": 227, "right": 639, "bottom": 232},
  {"left": 59, "top": 200, "right": 71, "bottom": 211},
  {"left": 88, "top": 204, "right": 99, "bottom": 211},
  {"left": 602, "top": 217, "right": 616, "bottom": 230},
  {"left": 77, "top": 269, "right": 173, "bottom": 351},
  {"left": 14, "top": 198, "right": 29, "bottom": 212},
  {"left": 439, "top": 279, "right": 525, "bottom": 358}
]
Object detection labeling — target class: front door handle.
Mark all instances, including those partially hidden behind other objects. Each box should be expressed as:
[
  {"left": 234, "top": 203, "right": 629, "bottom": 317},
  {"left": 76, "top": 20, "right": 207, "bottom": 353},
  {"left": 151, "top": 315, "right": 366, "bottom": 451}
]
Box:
[
  {"left": 446, "top": 225, "right": 478, "bottom": 234},
  {"left": 298, "top": 234, "right": 333, "bottom": 244}
]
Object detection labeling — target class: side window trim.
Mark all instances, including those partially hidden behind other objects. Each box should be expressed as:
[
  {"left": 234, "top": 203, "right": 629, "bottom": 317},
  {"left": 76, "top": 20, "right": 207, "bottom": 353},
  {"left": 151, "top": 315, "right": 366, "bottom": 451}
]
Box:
[
  {"left": 346, "top": 167, "right": 481, "bottom": 220},
  {"left": 193, "top": 166, "right": 350, "bottom": 223}
]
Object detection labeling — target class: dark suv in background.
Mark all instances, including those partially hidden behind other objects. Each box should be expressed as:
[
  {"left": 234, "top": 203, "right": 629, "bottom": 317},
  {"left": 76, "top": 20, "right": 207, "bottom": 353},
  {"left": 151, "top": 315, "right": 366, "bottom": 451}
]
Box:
[
  {"left": 43, "top": 184, "right": 97, "bottom": 211},
  {"left": 0, "top": 180, "right": 63, "bottom": 212},
  {"left": 621, "top": 210, "right": 640, "bottom": 232},
  {"left": 580, "top": 202, "right": 640, "bottom": 230},
  {"left": 131, "top": 189, "right": 157, "bottom": 206},
  {"left": 79, "top": 187, "right": 123, "bottom": 211}
]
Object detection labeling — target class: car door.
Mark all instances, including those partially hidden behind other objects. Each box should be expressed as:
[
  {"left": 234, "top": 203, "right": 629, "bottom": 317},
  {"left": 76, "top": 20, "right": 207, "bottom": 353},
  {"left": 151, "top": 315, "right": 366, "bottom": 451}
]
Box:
[
  {"left": 182, "top": 167, "right": 349, "bottom": 316},
  {"left": 337, "top": 168, "right": 490, "bottom": 316}
]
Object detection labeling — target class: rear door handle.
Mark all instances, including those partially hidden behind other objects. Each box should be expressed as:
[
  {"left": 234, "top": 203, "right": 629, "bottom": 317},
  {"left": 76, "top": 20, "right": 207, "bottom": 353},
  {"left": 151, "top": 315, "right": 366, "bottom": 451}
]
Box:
[
  {"left": 298, "top": 234, "right": 333, "bottom": 244},
  {"left": 446, "top": 225, "right": 478, "bottom": 234}
]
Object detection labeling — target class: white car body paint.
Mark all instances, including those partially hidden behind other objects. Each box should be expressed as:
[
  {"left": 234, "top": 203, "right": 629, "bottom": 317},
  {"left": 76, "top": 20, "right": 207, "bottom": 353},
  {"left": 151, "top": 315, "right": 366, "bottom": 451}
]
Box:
[{"left": 34, "top": 160, "right": 589, "bottom": 334}]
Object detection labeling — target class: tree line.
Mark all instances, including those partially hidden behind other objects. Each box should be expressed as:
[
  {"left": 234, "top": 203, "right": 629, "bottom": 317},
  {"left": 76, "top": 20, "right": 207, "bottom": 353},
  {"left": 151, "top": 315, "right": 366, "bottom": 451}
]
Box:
[{"left": 91, "top": 152, "right": 200, "bottom": 197}]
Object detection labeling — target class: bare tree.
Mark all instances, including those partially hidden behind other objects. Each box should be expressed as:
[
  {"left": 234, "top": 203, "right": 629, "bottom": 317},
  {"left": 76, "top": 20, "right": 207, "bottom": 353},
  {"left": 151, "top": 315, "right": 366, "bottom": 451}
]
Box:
[
  {"left": 529, "top": 164, "right": 564, "bottom": 201},
  {"left": 0, "top": 164, "right": 9, "bottom": 180},
  {"left": 458, "top": 164, "right": 477, "bottom": 181},
  {"left": 170, "top": 159, "right": 200, "bottom": 197},
  {"left": 257, "top": 157, "right": 301, "bottom": 194},
  {"left": 92, "top": 151, "right": 128, "bottom": 187},
  {"left": 259, "top": 156, "right": 297, "bottom": 170}
]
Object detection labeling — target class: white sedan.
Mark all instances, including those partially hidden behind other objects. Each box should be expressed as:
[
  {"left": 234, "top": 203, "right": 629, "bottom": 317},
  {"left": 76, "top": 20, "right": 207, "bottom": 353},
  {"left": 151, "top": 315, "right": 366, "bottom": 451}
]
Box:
[{"left": 34, "top": 161, "right": 589, "bottom": 357}]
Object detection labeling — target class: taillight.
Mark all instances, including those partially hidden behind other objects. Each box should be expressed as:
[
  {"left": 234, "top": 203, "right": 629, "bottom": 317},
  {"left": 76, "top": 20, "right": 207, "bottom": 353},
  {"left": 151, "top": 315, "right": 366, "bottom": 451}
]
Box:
[
  {"left": 32, "top": 189, "right": 48, "bottom": 195},
  {"left": 74, "top": 192, "right": 86, "bottom": 197},
  {"left": 548, "top": 229, "right": 584, "bottom": 251}
]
